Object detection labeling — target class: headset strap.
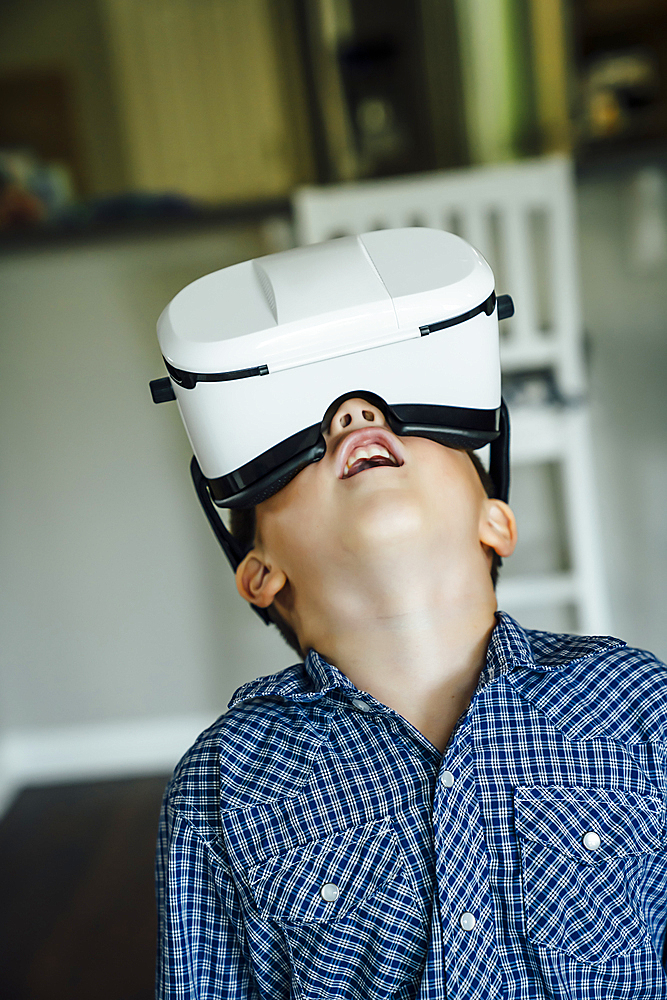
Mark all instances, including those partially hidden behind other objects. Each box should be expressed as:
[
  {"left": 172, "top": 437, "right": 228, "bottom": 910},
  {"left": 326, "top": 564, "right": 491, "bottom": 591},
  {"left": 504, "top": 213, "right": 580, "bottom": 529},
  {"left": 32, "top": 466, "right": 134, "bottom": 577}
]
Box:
[
  {"left": 191, "top": 456, "right": 272, "bottom": 625},
  {"left": 489, "top": 399, "right": 510, "bottom": 503}
]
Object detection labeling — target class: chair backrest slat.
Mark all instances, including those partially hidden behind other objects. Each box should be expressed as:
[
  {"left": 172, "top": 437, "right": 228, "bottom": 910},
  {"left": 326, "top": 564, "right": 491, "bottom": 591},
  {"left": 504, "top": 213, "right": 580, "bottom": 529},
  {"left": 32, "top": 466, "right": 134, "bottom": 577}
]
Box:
[{"left": 294, "top": 155, "right": 586, "bottom": 397}]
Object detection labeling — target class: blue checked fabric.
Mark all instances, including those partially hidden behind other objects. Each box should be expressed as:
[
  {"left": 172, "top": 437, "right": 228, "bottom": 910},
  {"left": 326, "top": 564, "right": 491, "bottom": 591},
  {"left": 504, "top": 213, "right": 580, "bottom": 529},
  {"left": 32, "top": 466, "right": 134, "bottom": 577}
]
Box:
[{"left": 156, "top": 613, "right": 667, "bottom": 999}]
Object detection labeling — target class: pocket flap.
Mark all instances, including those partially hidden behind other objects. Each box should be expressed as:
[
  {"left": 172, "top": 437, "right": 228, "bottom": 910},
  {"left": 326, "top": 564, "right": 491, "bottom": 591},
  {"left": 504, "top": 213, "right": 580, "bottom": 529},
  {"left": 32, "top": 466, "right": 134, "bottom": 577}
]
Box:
[
  {"left": 248, "top": 818, "right": 403, "bottom": 925},
  {"left": 514, "top": 786, "right": 664, "bottom": 863}
]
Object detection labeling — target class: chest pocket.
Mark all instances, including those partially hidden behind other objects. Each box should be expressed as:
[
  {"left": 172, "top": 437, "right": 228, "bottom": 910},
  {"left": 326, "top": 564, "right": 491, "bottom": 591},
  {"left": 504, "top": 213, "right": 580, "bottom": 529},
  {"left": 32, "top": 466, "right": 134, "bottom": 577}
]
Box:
[
  {"left": 247, "top": 818, "right": 426, "bottom": 1000},
  {"left": 514, "top": 785, "right": 665, "bottom": 965}
]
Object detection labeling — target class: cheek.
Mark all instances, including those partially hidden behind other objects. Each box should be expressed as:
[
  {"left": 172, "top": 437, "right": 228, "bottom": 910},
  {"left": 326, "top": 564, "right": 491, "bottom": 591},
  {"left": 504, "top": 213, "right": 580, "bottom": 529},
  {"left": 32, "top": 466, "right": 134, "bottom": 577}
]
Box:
[
  {"left": 259, "top": 470, "right": 331, "bottom": 563},
  {"left": 408, "top": 442, "right": 483, "bottom": 523}
]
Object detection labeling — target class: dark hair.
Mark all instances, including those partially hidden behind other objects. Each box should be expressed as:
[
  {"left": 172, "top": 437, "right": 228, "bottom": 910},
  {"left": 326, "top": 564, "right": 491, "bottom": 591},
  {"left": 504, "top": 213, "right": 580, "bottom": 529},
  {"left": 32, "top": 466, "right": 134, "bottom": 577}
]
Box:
[{"left": 230, "top": 449, "right": 501, "bottom": 657}]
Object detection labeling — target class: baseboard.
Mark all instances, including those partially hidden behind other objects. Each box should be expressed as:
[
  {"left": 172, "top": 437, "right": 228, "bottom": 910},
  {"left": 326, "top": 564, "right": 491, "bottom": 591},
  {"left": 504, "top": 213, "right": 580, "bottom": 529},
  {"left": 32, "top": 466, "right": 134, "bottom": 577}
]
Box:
[{"left": 0, "top": 713, "right": 214, "bottom": 819}]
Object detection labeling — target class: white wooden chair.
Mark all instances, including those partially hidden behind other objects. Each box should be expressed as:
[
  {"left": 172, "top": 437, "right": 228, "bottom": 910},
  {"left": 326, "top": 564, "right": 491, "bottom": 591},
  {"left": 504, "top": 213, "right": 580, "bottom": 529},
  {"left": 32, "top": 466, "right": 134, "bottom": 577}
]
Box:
[{"left": 293, "top": 156, "right": 612, "bottom": 635}]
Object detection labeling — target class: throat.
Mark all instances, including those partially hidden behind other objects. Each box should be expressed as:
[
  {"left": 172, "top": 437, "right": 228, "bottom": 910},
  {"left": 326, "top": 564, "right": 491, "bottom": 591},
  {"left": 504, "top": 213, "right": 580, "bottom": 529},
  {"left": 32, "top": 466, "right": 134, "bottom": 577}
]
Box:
[{"left": 312, "top": 602, "right": 497, "bottom": 753}]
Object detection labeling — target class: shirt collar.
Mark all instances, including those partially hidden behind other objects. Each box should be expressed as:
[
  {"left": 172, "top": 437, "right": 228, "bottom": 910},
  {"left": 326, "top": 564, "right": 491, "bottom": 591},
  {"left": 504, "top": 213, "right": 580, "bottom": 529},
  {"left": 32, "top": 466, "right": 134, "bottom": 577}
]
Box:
[
  {"left": 228, "top": 648, "right": 359, "bottom": 709},
  {"left": 490, "top": 610, "right": 625, "bottom": 677},
  {"left": 482, "top": 611, "right": 535, "bottom": 682},
  {"left": 303, "top": 648, "right": 360, "bottom": 696}
]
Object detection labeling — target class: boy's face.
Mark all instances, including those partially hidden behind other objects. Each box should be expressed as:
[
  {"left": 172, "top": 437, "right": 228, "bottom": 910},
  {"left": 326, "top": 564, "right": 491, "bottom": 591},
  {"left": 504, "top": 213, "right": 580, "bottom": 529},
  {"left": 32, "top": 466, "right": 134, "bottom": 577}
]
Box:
[{"left": 239, "top": 398, "right": 515, "bottom": 626}]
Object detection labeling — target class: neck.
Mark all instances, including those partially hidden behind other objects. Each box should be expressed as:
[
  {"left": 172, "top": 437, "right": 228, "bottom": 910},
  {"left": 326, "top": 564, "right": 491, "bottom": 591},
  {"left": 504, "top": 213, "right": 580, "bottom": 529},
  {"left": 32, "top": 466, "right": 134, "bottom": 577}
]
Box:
[{"left": 295, "top": 548, "right": 498, "bottom": 753}]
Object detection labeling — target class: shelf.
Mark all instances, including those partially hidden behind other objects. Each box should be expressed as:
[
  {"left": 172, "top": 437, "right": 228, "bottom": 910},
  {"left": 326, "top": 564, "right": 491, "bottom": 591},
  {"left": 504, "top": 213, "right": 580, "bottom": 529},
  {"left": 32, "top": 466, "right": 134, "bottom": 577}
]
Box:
[{"left": 0, "top": 197, "right": 292, "bottom": 255}]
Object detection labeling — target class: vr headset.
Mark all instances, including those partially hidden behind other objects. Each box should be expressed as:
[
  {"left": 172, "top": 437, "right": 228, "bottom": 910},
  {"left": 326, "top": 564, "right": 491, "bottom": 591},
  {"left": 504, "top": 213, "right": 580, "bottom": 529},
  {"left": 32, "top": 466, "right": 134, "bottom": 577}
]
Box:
[{"left": 150, "top": 227, "right": 513, "bottom": 619}]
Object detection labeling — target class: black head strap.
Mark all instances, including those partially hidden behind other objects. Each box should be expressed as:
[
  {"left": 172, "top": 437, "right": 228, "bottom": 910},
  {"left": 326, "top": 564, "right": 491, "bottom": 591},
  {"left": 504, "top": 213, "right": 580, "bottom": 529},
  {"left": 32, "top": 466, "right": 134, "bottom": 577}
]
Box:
[
  {"left": 191, "top": 456, "right": 272, "bottom": 625},
  {"left": 489, "top": 399, "right": 510, "bottom": 502}
]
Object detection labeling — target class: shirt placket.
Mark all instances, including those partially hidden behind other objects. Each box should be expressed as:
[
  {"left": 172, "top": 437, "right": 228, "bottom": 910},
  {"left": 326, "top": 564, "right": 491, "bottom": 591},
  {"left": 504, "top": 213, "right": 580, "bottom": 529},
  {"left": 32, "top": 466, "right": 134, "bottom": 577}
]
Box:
[{"left": 433, "top": 700, "right": 501, "bottom": 999}]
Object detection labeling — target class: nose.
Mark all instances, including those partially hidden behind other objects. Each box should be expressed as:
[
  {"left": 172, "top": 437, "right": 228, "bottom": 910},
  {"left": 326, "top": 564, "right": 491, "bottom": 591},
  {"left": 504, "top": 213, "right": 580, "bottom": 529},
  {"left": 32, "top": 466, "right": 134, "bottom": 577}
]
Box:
[{"left": 327, "top": 398, "right": 386, "bottom": 436}]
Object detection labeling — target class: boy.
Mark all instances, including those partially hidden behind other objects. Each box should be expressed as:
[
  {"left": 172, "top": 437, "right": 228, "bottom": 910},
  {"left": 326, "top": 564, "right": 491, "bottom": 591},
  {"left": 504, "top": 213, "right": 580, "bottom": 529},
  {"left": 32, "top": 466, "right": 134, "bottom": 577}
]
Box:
[{"left": 154, "top": 233, "right": 667, "bottom": 999}]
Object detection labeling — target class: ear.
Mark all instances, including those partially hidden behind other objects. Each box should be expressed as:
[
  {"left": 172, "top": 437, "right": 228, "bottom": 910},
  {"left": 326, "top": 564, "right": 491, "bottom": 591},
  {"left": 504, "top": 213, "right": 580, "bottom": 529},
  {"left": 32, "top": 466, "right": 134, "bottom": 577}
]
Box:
[
  {"left": 478, "top": 498, "right": 517, "bottom": 559},
  {"left": 235, "top": 550, "right": 287, "bottom": 609}
]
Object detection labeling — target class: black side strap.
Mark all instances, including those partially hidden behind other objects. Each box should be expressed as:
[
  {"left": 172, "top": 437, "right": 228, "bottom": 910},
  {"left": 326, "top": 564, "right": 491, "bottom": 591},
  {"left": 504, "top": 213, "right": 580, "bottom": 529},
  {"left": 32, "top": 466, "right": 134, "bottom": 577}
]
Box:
[
  {"left": 489, "top": 399, "right": 510, "bottom": 503},
  {"left": 190, "top": 457, "right": 272, "bottom": 625}
]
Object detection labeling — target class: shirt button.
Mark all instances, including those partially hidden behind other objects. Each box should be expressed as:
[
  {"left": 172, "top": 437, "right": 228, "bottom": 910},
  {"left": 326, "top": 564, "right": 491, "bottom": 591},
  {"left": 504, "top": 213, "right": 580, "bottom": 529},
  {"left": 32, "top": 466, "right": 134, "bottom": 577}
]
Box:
[
  {"left": 441, "top": 770, "right": 455, "bottom": 788},
  {"left": 320, "top": 882, "right": 340, "bottom": 901},
  {"left": 460, "top": 911, "right": 476, "bottom": 931},
  {"left": 582, "top": 830, "right": 601, "bottom": 851},
  {"left": 351, "top": 698, "right": 371, "bottom": 712}
]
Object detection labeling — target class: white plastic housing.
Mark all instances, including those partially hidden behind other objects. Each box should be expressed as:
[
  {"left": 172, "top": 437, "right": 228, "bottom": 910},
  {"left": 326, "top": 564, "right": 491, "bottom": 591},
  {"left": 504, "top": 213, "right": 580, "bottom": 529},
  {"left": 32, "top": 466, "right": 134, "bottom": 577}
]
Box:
[{"left": 157, "top": 228, "right": 499, "bottom": 480}]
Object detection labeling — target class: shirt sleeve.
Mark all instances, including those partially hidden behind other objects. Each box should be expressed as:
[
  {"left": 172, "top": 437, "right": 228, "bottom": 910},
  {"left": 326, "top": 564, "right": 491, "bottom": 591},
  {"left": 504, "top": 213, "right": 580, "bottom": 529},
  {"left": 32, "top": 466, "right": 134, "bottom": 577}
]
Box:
[{"left": 156, "top": 783, "right": 259, "bottom": 999}]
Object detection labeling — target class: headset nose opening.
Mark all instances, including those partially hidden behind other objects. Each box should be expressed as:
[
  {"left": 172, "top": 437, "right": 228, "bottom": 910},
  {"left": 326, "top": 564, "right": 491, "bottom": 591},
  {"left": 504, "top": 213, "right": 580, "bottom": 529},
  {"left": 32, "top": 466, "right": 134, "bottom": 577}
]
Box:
[
  {"left": 320, "top": 390, "right": 391, "bottom": 434},
  {"left": 327, "top": 397, "right": 387, "bottom": 435}
]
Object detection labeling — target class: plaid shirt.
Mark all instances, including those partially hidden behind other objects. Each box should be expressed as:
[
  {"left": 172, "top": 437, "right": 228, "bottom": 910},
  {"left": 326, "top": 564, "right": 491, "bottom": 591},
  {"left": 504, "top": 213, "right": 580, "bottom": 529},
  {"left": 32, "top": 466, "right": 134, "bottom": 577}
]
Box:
[{"left": 156, "top": 613, "right": 667, "bottom": 999}]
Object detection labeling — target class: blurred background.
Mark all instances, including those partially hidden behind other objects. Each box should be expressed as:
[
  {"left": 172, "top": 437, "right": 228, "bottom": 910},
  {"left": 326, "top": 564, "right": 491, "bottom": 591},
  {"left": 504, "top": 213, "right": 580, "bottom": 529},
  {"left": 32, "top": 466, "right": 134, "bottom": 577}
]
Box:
[{"left": 1, "top": 0, "right": 666, "bottom": 996}]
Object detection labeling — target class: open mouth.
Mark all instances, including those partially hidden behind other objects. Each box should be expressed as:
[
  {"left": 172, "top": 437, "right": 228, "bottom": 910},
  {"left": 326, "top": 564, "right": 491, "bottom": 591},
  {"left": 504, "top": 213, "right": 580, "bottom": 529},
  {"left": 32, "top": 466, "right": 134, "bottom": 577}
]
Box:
[
  {"left": 343, "top": 445, "right": 399, "bottom": 479},
  {"left": 338, "top": 430, "right": 404, "bottom": 480}
]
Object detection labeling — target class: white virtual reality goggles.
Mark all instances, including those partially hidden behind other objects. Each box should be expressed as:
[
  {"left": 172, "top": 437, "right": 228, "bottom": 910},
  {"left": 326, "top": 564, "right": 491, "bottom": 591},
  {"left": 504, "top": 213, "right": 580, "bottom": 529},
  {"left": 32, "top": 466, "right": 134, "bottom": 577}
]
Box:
[{"left": 150, "top": 227, "right": 513, "bottom": 595}]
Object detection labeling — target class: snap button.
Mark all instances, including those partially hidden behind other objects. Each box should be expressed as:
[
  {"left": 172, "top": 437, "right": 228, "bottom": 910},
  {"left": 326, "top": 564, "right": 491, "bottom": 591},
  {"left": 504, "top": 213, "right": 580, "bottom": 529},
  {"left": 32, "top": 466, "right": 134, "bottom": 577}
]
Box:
[
  {"left": 459, "top": 911, "right": 476, "bottom": 931},
  {"left": 582, "top": 830, "right": 601, "bottom": 851},
  {"left": 351, "top": 698, "right": 371, "bottom": 712},
  {"left": 441, "top": 770, "right": 455, "bottom": 788},
  {"left": 320, "top": 882, "right": 340, "bottom": 902}
]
